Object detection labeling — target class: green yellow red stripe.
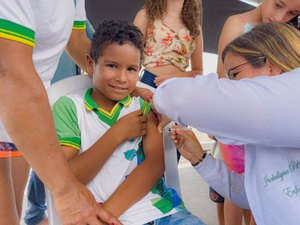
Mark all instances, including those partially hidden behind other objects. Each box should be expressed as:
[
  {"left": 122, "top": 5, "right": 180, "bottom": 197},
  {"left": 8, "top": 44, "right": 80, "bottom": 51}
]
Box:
[
  {"left": 73, "top": 20, "right": 86, "bottom": 30},
  {"left": 0, "top": 19, "right": 35, "bottom": 47}
]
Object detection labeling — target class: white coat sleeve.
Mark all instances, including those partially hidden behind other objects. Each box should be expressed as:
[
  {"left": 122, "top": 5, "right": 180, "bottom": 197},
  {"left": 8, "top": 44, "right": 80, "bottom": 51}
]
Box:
[
  {"left": 153, "top": 70, "right": 300, "bottom": 148},
  {"left": 195, "top": 155, "right": 250, "bottom": 209}
]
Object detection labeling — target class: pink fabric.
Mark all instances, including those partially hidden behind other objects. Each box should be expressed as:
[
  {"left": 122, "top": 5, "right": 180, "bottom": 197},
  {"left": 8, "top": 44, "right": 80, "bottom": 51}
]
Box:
[{"left": 219, "top": 143, "right": 245, "bottom": 174}]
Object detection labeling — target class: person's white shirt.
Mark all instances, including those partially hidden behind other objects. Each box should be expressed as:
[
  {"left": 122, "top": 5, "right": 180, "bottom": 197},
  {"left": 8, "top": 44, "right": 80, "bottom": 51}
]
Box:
[
  {"left": 0, "top": 0, "right": 86, "bottom": 142},
  {"left": 153, "top": 70, "right": 300, "bottom": 225}
]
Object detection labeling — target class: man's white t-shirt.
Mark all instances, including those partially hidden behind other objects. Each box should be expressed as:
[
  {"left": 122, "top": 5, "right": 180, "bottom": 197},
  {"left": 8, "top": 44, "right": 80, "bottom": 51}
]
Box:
[{"left": 0, "top": 0, "right": 86, "bottom": 142}]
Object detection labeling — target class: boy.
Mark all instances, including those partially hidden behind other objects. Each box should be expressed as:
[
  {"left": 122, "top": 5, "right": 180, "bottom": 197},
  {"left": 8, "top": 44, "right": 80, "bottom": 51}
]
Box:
[{"left": 52, "top": 20, "right": 205, "bottom": 225}]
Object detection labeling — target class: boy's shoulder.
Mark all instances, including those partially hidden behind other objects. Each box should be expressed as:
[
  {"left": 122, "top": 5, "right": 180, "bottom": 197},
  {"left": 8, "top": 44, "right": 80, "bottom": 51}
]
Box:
[
  {"left": 125, "top": 95, "right": 152, "bottom": 116},
  {"left": 53, "top": 88, "right": 87, "bottom": 109}
]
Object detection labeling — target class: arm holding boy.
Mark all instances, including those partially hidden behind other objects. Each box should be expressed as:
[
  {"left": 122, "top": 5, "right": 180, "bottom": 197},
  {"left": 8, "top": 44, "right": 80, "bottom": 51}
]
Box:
[{"left": 171, "top": 127, "right": 250, "bottom": 209}]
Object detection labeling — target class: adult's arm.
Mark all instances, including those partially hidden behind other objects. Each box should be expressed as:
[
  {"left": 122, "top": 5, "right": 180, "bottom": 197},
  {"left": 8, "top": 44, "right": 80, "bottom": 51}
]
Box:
[
  {"left": 153, "top": 71, "right": 300, "bottom": 148},
  {"left": 195, "top": 155, "right": 249, "bottom": 209},
  {"left": 65, "top": 28, "right": 91, "bottom": 73},
  {"left": 65, "top": 0, "right": 91, "bottom": 73},
  {"left": 172, "top": 127, "right": 249, "bottom": 208},
  {"left": 0, "top": 39, "right": 121, "bottom": 225}
]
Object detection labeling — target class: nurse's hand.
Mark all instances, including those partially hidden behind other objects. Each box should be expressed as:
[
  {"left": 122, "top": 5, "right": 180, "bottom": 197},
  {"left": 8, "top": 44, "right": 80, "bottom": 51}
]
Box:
[{"left": 171, "top": 126, "right": 205, "bottom": 165}]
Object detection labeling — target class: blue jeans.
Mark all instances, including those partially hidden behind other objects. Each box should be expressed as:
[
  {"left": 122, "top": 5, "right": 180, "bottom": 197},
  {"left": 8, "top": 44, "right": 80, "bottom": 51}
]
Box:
[
  {"left": 145, "top": 210, "right": 206, "bottom": 225},
  {"left": 24, "top": 171, "right": 46, "bottom": 225}
]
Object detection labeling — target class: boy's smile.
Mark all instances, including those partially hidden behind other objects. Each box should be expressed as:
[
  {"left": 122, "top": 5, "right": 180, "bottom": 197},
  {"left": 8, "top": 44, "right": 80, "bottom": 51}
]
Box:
[{"left": 87, "top": 42, "right": 141, "bottom": 111}]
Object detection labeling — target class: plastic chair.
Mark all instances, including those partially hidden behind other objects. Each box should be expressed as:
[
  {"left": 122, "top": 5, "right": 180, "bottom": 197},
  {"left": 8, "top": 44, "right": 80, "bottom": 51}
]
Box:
[{"left": 46, "top": 75, "right": 181, "bottom": 224}]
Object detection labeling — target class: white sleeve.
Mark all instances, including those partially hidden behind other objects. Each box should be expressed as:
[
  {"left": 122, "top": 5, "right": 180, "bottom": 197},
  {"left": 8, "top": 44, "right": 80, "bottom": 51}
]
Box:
[
  {"left": 195, "top": 155, "right": 250, "bottom": 209},
  {"left": 0, "top": 0, "right": 36, "bottom": 47},
  {"left": 153, "top": 69, "right": 300, "bottom": 148},
  {"left": 73, "top": 0, "right": 87, "bottom": 30}
]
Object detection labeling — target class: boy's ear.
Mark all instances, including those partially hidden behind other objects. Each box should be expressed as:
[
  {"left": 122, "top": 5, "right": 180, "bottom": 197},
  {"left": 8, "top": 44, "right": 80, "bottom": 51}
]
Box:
[
  {"left": 266, "top": 58, "right": 282, "bottom": 76},
  {"left": 85, "top": 54, "right": 94, "bottom": 75}
]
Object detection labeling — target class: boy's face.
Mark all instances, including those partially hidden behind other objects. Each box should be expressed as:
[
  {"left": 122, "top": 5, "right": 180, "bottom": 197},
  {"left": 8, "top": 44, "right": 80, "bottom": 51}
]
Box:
[{"left": 87, "top": 43, "right": 140, "bottom": 102}]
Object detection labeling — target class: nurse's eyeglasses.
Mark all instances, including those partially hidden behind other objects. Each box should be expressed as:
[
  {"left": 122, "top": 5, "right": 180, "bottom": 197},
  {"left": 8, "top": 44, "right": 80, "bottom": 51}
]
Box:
[{"left": 226, "top": 56, "right": 266, "bottom": 80}]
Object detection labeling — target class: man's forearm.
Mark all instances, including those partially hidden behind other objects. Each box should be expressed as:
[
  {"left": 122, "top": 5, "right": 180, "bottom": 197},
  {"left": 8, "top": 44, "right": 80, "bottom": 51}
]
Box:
[
  {"left": 0, "top": 68, "right": 76, "bottom": 194},
  {"left": 65, "top": 29, "right": 91, "bottom": 73}
]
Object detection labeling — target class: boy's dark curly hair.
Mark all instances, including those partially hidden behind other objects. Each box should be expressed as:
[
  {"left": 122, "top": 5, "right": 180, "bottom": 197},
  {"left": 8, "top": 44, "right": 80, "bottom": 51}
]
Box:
[{"left": 90, "top": 20, "right": 144, "bottom": 63}]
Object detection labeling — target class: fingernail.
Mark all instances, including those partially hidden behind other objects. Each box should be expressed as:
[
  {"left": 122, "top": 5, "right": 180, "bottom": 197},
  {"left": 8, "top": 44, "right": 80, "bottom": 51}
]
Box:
[{"left": 146, "top": 96, "right": 152, "bottom": 102}]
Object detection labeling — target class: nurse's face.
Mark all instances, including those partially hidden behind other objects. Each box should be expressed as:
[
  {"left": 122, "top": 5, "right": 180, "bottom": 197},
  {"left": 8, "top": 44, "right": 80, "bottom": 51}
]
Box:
[{"left": 223, "top": 52, "right": 281, "bottom": 80}]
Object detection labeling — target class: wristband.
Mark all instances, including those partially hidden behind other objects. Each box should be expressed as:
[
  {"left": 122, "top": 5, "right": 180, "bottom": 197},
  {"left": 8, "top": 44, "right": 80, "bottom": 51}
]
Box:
[{"left": 191, "top": 152, "right": 207, "bottom": 167}]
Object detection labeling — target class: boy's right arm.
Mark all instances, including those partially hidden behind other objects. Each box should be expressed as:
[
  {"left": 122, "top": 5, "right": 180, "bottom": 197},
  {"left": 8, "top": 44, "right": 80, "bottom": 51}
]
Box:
[{"left": 217, "top": 15, "right": 245, "bottom": 78}]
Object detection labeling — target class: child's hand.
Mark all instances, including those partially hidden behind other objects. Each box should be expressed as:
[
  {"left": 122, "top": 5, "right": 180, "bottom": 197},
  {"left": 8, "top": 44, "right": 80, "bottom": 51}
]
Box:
[
  {"left": 171, "top": 126, "right": 205, "bottom": 165},
  {"left": 131, "top": 87, "right": 154, "bottom": 101},
  {"left": 113, "top": 110, "right": 147, "bottom": 141}
]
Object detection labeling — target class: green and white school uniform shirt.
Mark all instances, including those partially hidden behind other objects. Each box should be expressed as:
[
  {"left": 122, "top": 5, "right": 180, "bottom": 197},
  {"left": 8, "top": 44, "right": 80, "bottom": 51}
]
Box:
[
  {"left": 53, "top": 88, "right": 185, "bottom": 225},
  {"left": 0, "top": 0, "right": 86, "bottom": 143}
]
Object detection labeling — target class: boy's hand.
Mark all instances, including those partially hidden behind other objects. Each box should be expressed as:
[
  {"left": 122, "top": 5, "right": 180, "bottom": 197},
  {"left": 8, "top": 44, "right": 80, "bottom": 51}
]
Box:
[
  {"left": 113, "top": 110, "right": 147, "bottom": 141},
  {"left": 171, "top": 126, "right": 205, "bottom": 165}
]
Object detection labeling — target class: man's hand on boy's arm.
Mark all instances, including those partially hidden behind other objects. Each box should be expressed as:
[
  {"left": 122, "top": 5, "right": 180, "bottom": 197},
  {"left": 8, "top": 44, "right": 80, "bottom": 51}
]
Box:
[
  {"left": 54, "top": 180, "right": 122, "bottom": 225},
  {"left": 102, "top": 111, "right": 164, "bottom": 217}
]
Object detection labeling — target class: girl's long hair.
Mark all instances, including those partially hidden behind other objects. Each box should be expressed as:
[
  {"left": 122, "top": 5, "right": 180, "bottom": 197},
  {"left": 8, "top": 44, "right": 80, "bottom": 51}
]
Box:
[{"left": 143, "top": 0, "right": 202, "bottom": 39}]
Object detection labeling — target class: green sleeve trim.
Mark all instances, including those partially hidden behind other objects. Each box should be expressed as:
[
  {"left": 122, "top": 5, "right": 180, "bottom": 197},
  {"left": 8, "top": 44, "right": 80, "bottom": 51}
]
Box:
[
  {"left": 53, "top": 96, "right": 81, "bottom": 149},
  {"left": 0, "top": 19, "right": 35, "bottom": 47},
  {"left": 59, "top": 138, "right": 81, "bottom": 150},
  {"left": 139, "top": 98, "right": 152, "bottom": 116},
  {"left": 73, "top": 20, "right": 86, "bottom": 30}
]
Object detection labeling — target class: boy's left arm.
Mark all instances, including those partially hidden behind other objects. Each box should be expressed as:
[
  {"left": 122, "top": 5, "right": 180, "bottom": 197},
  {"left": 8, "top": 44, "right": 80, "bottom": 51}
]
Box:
[{"left": 102, "top": 111, "right": 164, "bottom": 217}]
